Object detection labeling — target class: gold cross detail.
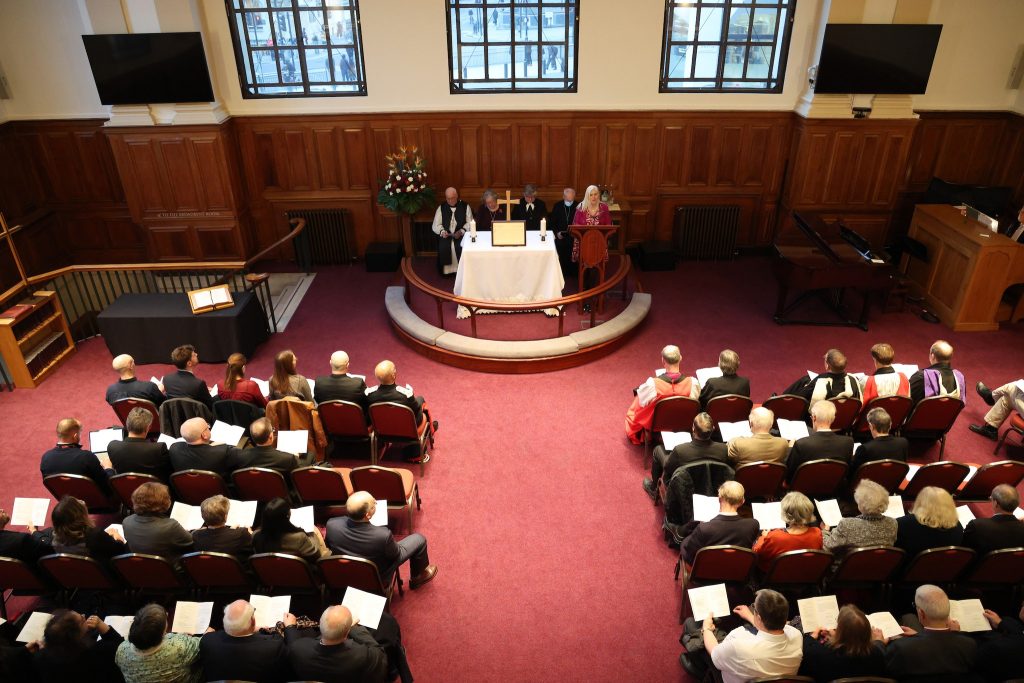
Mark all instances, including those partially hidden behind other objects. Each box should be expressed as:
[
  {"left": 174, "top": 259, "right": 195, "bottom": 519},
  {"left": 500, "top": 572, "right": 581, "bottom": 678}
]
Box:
[{"left": 496, "top": 190, "right": 516, "bottom": 221}]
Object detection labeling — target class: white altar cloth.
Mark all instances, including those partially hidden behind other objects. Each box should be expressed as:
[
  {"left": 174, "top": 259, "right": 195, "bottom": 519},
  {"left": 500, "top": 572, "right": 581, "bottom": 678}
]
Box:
[{"left": 453, "top": 231, "right": 564, "bottom": 318}]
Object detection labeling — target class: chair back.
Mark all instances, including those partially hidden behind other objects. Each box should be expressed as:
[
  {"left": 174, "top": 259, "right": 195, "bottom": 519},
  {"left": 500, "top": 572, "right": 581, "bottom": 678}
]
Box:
[
  {"left": 762, "top": 549, "right": 833, "bottom": 586},
  {"left": 650, "top": 396, "right": 701, "bottom": 433},
  {"left": 111, "top": 397, "right": 161, "bottom": 435},
  {"left": 762, "top": 394, "right": 809, "bottom": 422},
  {"left": 159, "top": 397, "right": 215, "bottom": 438},
  {"left": 111, "top": 553, "right": 182, "bottom": 590},
  {"left": 899, "top": 546, "right": 975, "bottom": 585},
  {"left": 250, "top": 553, "right": 319, "bottom": 591},
  {"left": 854, "top": 396, "right": 913, "bottom": 434},
  {"left": 319, "top": 400, "right": 371, "bottom": 439},
  {"left": 42, "top": 474, "right": 112, "bottom": 511},
  {"left": 902, "top": 396, "right": 965, "bottom": 435},
  {"left": 291, "top": 466, "right": 350, "bottom": 505},
  {"left": 850, "top": 460, "right": 909, "bottom": 494},
  {"left": 789, "top": 459, "right": 850, "bottom": 498},
  {"left": 170, "top": 469, "right": 229, "bottom": 505},
  {"left": 901, "top": 461, "right": 970, "bottom": 499},
  {"left": 109, "top": 472, "right": 162, "bottom": 510},
  {"left": 368, "top": 402, "right": 420, "bottom": 441},
  {"left": 829, "top": 397, "right": 863, "bottom": 433},
  {"left": 965, "top": 547, "right": 1024, "bottom": 585},
  {"left": 350, "top": 466, "right": 408, "bottom": 505},
  {"left": 705, "top": 395, "right": 754, "bottom": 426},
  {"left": 213, "top": 399, "right": 265, "bottom": 433},
  {"left": 318, "top": 555, "right": 388, "bottom": 596},
  {"left": 690, "top": 545, "right": 757, "bottom": 583},
  {"left": 0, "top": 557, "right": 49, "bottom": 592},
  {"left": 733, "top": 461, "right": 787, "bottom": 501},
  {"left": 831, "top": 546, "right": 906, "bottom": 584},
  {"left": 181, "top": 552, "right": 252, "bottom": 590},
  {"left": 38, "top": 553, "right": 118, "bottom": 590},
  {"left": 232, "top": 467, "right": 290, "bottom": 502},
  {"left": 677, "top": 459, "right": 735, "bottom": 498},
  {"left": 956, "top": 460, "right": 1024, "bottom": 502}
]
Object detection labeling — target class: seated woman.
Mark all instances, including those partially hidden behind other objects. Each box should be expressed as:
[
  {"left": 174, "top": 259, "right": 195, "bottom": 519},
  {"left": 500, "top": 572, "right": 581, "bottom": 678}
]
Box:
[
  {"left": 895, "top": 485, "right": 964, "bottom": 558},
  {"left": 190, "top": 495, "right": 253, "bottom": 559},
  {"left": 114, "top": 603, "right": 201, "bottom": 683},
  {"left": 571, "top": 184, "right": 612, "bottom": 309},
  {"left": 217, "top": 352, "right": 267, "bottom": 408},
  {"left": 798, "top": 604, "right": 886, "bottom": 682},
  {"left": 252, "top": 497, "right": 329, "bottom": 563},
  {"left": 822, "top": 479, "right": 897, "bottom": 559},
  {"left": 0, "top": 506, "right": 51, "bottom": 562},
  {"left": 752, "top": 491, "right": 823, "bottom": 572},
  {"left": 51, "top": 495, "right": 127, "bottom": 562},
  {"left": 268, "top": 349, "right": 313, "bottom": 402},
  {"left": 121, "top": 482, "right": 193, "bottom": 563},
  {"left": 31, "top": 609, "right": 124, "bottom": 683}
]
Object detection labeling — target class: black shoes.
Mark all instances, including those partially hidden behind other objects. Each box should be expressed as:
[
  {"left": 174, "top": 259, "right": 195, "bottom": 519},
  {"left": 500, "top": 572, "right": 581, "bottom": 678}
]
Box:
[
  {"left": 642, "top": 477, "right": 657, "bottom": 501},
  {"left": 679, "top": 653, "right": 702, "bottom": 677},
  {"left": 976, "top": 381, "right": 996, "bottom": 407},
  {"left": 969, "top": 423, "right": 998, "bottom": 441}
]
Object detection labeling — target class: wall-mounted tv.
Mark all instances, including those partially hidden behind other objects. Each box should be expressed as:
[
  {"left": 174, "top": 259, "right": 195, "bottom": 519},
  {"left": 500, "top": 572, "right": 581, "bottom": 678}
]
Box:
[
  {"left": 814, "top": 24, "right": 943, "bottom": 95},
  {"left": 82, "top": 32, "right": 214, "bottom": 105}
]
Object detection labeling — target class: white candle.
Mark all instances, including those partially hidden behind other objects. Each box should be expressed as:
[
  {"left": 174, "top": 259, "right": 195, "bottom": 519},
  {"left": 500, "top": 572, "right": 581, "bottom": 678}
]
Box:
[
  {"left": 540, "top": 217, "right": 547, "bottom": 237},
  {"left": 469, "top": 219, "right": 477, "bottom": 239}
]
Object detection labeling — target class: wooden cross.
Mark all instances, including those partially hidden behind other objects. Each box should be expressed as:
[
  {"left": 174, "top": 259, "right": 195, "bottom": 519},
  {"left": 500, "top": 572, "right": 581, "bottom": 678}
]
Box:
[{"left": 496, "top": 190, "right": 516, "bottom": 221}]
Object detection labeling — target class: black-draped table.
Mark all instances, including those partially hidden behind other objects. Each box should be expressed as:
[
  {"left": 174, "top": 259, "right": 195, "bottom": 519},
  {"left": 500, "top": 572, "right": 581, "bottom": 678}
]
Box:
[{"left": 97, "top": 291, "right": 270, "bottom": 364}]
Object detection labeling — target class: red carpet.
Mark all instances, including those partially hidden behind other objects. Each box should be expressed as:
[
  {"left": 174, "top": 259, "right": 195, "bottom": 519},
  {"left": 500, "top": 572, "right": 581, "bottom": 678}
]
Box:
[{"left": 1, "top": 254, "right": 1022, "bottom": 682}]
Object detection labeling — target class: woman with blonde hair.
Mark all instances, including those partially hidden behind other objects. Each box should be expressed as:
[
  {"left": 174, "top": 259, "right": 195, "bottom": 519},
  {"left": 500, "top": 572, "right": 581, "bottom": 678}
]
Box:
[
  {"left": 571, "top": 185, "right": 612, "bottom": 310},
  {"left": 268, "top": 349, "right": 312, "bottom": 402},
  {"left": 217, "top": 352, "right": 267, "bottom": 407},
  {"left": 798, "top": 604, "right": 886, "bottom": 681},
  {"left": 895, "top": 485, "right": 963, "bottom": 557},
  {"left": 752, "top": 491, "right": 823, "bottom": 572},
  {"left": 822, "top": 479, "right": 898, "bottom": 558}
]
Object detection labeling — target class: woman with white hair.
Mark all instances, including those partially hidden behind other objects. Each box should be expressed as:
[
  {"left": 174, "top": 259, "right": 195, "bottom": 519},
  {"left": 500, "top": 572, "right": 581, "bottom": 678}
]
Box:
[
  {"left": 895, "top": 485, "right": 963, "bottom": 558},
  {"left": 822, "top": 479, "right": 897, "bottom": 558},
  {"left": 752, "top": 491, "right": 823, "bottom": 572}
]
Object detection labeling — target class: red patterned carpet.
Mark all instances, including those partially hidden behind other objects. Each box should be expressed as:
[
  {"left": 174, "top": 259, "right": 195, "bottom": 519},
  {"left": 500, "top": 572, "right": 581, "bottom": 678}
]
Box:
[{"left": 1, "top": 255, "right": 1022, "bottom": 682}]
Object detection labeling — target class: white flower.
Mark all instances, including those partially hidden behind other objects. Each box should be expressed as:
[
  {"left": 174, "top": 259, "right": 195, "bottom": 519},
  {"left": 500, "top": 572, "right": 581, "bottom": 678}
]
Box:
[
  {"left": 422, "top": 172, "right": 427, "bottom": 177},
  {"left": 396, "top": 188, "right": 402, "bottom": 193}
]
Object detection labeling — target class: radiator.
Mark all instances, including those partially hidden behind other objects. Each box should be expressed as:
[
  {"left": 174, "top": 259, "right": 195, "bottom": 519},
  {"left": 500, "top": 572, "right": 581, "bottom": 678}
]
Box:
[
  {"left": 673, "top": 205, "right": 741, "bottom": 260},
  {"left": 286, "top": 209, "right": 356, "bottom": 265}
]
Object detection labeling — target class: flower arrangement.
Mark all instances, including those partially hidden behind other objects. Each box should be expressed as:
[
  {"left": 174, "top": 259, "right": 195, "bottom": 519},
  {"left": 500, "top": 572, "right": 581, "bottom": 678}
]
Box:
[{"left": 377, "top": 146, "right": 436, "bottom": 215}]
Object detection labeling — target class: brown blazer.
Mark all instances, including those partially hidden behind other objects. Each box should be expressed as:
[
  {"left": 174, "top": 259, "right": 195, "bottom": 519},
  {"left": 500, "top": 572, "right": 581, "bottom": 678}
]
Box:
[
  {"left": 727, "top": 432, "right": 789, "bottom": 465},
  {"left": 265, "top": 398, "right": 327, "bottom": 462}
]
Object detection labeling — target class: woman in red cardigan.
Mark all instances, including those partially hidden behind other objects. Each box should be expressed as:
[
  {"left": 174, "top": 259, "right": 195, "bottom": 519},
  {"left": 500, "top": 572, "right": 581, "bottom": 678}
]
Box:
[{"left": 217, "top": 352, "right": 267, "bottom": 407}]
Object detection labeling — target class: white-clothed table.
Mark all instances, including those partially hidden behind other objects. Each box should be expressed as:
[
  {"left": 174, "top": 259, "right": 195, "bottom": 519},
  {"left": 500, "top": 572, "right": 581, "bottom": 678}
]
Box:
[{"left": 453, "top": 231, "right": 565, "bottom": 318}]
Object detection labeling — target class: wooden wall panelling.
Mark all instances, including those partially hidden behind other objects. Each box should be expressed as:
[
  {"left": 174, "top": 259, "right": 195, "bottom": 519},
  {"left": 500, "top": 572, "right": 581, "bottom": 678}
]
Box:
[
  {"left": 685, "top": 124, "right": 714, "bottom": 186},
  {"left": 657, "top": 124, "right": 685, "bottom": 188},
  {"left": 543, "top": 123, "right": 573, "bottom": 188},
  {"left": 0, "top": 124, "right": 46, "bottom": 224},
  {"left": 518, "top": 123, "right": 542, "bottom": 184},
  {"left": 485, "top": 123, "right": 514, "bottom": 188},
  {"left": 10, "top": 212, "right": 70, "bottom": 276},
  {"left": 628, "top": 124, "right": 657, "bottom": 196},
  {"left": 574, "top": 124, "right": 602, "bottom": 188},
  {"left": 602, "top": 123, "right": 628, "bottom": 193},
  {"left": 63, "top": 209, "right": 142, "bottom": 264}
]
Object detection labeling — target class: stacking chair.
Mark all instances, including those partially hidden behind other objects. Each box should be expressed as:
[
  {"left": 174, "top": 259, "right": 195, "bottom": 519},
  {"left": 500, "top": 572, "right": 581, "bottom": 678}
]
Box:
[
  {"left": 180, "top": 551, "right": 253, "bottom": 598},
  {"left": 291, "top": 466, "right": 353, "bottom": 519},
  {"left": 232, "top": 467, "right": 290, "bottom": 502},
  {"left": 0, "top": 557, "right": 50, "bottom": 619},
  {"left": 705, "top": 395, "right": 754, "bottom": 438},
  {"left": 733, "top": 461, "right": 787, "bottom": 502},
  {"left": 318, "top": 400, "right": 375, "bottom": 462},
  {"left": 760, "top": 549, "right": 833, "bottom": 598},
  {"left": 853, "top": 396, "right": 913, "bottom": 435},
  {"left": 212, "top": 399, "right": 265, "bottom": 437},
  {"left": 37, "top": 553, "right": 119, "bottom": 605},
  {"left": 761, "top": 394, "right": 809, "bottom": 423},
  {"left": 828, "top": 397, "right": 863, "bottom": 434},
  {"left": 42, "top": 473, "right": 117, "bottom": 513},
  {"left": 349, "top": 465, "right": 421, "bottom": 531},
  {"left": 642, "top": 396, "right": 701, "bottom": 466},
  {"left": 319, "top": 555, "right": 402, "bottom": 605},
  {"left": 677, "top": 545, "right": 757, "bottom": 623},
  {"left": 901, "top": 396, "right": 965, "bottom": 458},
  {"left": 170, "top": 469, "right": 230, "bottom": 505},
  {"left": 849, "top": 460, "right": 909, "bottom": 495},
  {"left": 109, "top": 472, "right": 162, "bottom": 512},
  {"left": 111, "top": 553, "right": 185, "bottom": 602},
  {"left": 955, "top": 460, "right": 1024, "bottom": 503},
  {"left": 900, "top": 461, "right": 971, "bottom": 499},
  {"left": 250, "top": 553, "right": 322, "bottom": 598},
  {"left": 111, "top": 397, "right": 161, "bottom": 436},
  {"left": 368, "top": 402, "right": 432, "bottom": 475},
  {"left": 828, "top": 546, "right": 905, "bottom": 603},
  {"left": 788, "top": 459, "right": 849, "bottom": 498},
  {"left": 897, "top": 546, "right": 975, "bottom": 588},
  {"left": 994, "top": 413, "right": 1024, "bottom": 455},
  {"left": 160, "top": 397, "right": 215, "bottom": 438},
  {"left": 962, "top": 547, "right": 1024, "bottom": 601}
]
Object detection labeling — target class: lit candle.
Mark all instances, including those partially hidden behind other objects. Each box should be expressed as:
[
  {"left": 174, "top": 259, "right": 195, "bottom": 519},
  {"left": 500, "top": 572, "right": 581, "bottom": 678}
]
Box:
[
  {"left": 469, "top": 219, "right": 477, "bottom": 241},
  {"left": 540, "top": 217, "right": 547, "bottom": 238}
]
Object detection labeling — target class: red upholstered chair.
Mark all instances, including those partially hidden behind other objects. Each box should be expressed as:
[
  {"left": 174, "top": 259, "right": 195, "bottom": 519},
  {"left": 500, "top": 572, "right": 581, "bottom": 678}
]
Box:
[
  {"left": 678, "top": 545, "right": 757, "bottom": 623},
  {"left": 849, "top": 460, "right": 910, "bottom": 495},
  {"left": 42, "top": 473, "right": 117, "bottom": 513},
  {"left": 644, "top": 396, "right": 701, "bottom": 465},
  {"left": 170, "top": 469, "right": 230, "bottom": 505},
  {"left": 829, "top": 397, "right": 863, "bottom": 434},
  {"left": 0, "top": 557, "right": 50, "bottom": 620},
  {"left": 232, "top": 467, "right": 290, "bottom": 502},
  {"left": 963, "top": 547, "right": 1024, "bottom": 588},
  {"left": 349, "top": 465, "right": 421, "bottom": 531},
  {"left": 250, "top": 553, "right": 322, "bottom": 597},
  {"left": 368, "top": 402, "right": 432, "bottom": 475},
  {"left": 995, "top": 413, "right": 1024, "bottom": 455},
  {"left": 788, "top": 459, "right": 849, "bottom": 498},
  {"left": 734, "top": 461, "right": 787, "bottom": 502},
  {"left": 956, "top": 460, "right": 1024, "bottom": 503},
  {"left": 180, "top": 552, "right": 253, "bottom": 597},
  {"left": 319, "top": 555, "right": 402, "bottom": 604},
  {"left": 111, "top": 397, "right": 161, "bottom": 436},
  {"left": 853, "top": 396, "right": 913, "bottom": 435},
  {"left": 110, "top": 553, "right": 185, "bottom": 597},
  {"left": 761, "top": 549, "right": 833, "bottom": 594},
  {"left": 705, "top": 395, "right": 754, "bottom": 428},
  {"left": 900, "top": 461, "right": 971, "bottom": 499},
  {"left": 109, "top": 472, "right": 162, "bottom": 511},
  {"left": 762, "top": 394, "right": 809, "bottom": 423},
  {"left": 897, "top": 546, "right": 975, "bottom": 587},
  {"left": 828, "top": 546, "right": 906, "bottom": 598},
  {"left": 319, "top": 400, "right": 375, "bottom": 462},
  {"left": 291, "top": 466, "right": 353, "bottom": 519},
  {"left": 159, "top": 397, "right": 215, "bottom": 438},
  {"left": 901, "top": 396, "right": 965, "bottom": 458},
  {"left": 38, "top": 553, "right": 119, "bottom": 603}
]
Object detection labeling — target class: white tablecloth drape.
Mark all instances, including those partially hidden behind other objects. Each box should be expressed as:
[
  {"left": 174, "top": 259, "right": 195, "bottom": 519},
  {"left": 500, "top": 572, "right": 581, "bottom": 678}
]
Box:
[{"left": 453, "top": 232, "right": 565, "bottom": 318}]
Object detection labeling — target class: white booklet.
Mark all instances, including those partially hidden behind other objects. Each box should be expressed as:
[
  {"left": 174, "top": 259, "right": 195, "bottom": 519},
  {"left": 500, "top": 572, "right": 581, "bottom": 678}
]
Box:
[
  {"left": 798, "top": 595, "right": 840, "bottom": 632},
  {"left": 209, "top": 420, "right": 245, "bottom": 447},
  {"left": 89, "top": 428, "right": 122, "bottom": 453},
  {"left": 172, "top": 500, "right": 257, "bottom": 530},
  {"left": 866, "top": 611, "right": 904, "bottom": 639},
  {"left": 170, "top": 501, "right": 205, "bottom": 531},
  {"left": 170, "top": 601, "right": 214, "bottom": 634},
  {"left": 660, "top": 431, "right": 692, "bottom": 451},
  {"left": 883, "top": 495, "right": 905, "bottom": 519},
  {"left": 396, "top": 384, "right": 414, "bottom": 398},
  {"left": 695, "top": 366, "right": 723, "bottom": 387},
  {"left": 157, "top": 433, "right": 184, "bottom": 447},
  {"left": 688, "top": 583, "right": 731, "bottom": 620},
  {"left": 777, "top": 419, "right": 810, "bottom": 441},
  {"left": 150, "top": 375, "right": 163, "bottom": 386},
  {"left": 370, "top": 500, "right": 388, "bottom": 527},
  {"left": 693, "top": 494, "right": 720, "bottom": 522},
  {"left": 814, "top": 499, "right": 843, "bottom": 528},
  {"left": 250, "top": 594, "right": 291, "bottom": 630},
  {"left": 104, "top": 615, "right": 135, "bottom": 639},
  {"left": 636, "top": 377, "right": 657, "bottom": 408},
  {"left": 16, "top": 612, "right": 51, "bottom": 642},
  {"left": 306, "top": 377, "right": 316, "bottom": 396},
  {"left": 252, "top": 377, "right": 270, "bottom": 397},
  {"left": 227, "top": 500, "right": 258, "bottom": 528},
  {"left": 956, "top": 505, "right": 976, "bottom": 527},
  {"left": 105, "top": 523, "right": 125, "bottom": 541},
  {"left": 905, "top": 463, "right": 921, "bottom": 481},
  {"left": 719, "top": 421, "right": 753, "bottom": 442},
  {"left": 210, "top": 383, "right": 219, "bottom": 398},
  {"left": 11, "top": 498, "right": 49, "bottom": 527},
  {"left": 1015, "top": 507, "right": 1024, "bottom": 520},
  {"left": 891, "top": 363, "right": 919, "bottom": 377},
  {"left": 752, "top": 502, "right": 786, "bottom": 530},
  {"left": 290, "top": 505, "right": 316, "bottom": 533},
  {"left": 277, "top": 430, "right": 308, "bottom": 455},
  {"left": 342, "top": 586, "right": 388, "bottom": 630},
  {"left": 949, "top": 599, "right": 992, "bottom": 632}
]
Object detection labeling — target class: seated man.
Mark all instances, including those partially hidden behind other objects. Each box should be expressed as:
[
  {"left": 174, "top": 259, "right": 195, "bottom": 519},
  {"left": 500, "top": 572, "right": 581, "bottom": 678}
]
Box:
[
  {"left": 168, "top": 417, "right": 243, "bottom": 478},
  {"left": 106, "top": 407, "right": 171, "bottom": 481},
  {"left": 781, "top": 348, "right": 861, "bottom": 409},
  {"left": 881, "top": 584, "right": 977, "bottom": 680},
  {"left": 786, "top": 400, "right": 855, "bottom": 476},
  {"left": 0, "top": 507, "right": 51, "bottom": 562},
  {"left": 680, "top": 481, "right": 760, "bottom": 567},
  {"left": 976, "top": 601, "right": 1024, "bottom": 683},
  {"left": 233, "top": 417, "right": 314, "bottom": 475},
  {"left": 643, "top": 412, "right": 727, "bottom": 500},
  {"left": 326, "top": 491, "right": 438, "bottom": 589},
  {"left": 40, "top": 418, "right": 113, "bottom": 495},
  {"left": 199, "top": 599, "right": 289, "bottom": 682},
  {"left": 962, "top": 484, "right": 1024, "bottom": 555},
  {"left": 431, "top": 186, "right": 471, "bottom": 275},
  {"left": 908, "top": 339, "right": 965, "bottom": 405},
  {"left": 548, "top": 187, "right": 578, "bottom": 276},
  {"left": 851, "top": 407, "right": 908, "bottom": 470},
  {"left": 105, "top": 354, "right": 165, "bottom": 407},
  {"left": 698, "top": 349, "right": 750, "bottom": 408},
  {"left": 511, "top": 183, "right": 547, "bottom": 231},
  {"left": 313, "top": 350, "right": 368, "bottom": 411},
  {"left": 625, "top": 345, "right": 699, "bottom": 445},
  {"left": 859, "top": 342, "right": 910, "bottom": 405},
  {"left": 285, "top": 605, "right": 388, "bottom": 683},
  {"left": 366, "top": 360, "right": 437, "bottom": 462},
  {"left": 162, "top": 344, "right": 214, "bottom": 410},
  {"left": 969, "top": 378, "right": 1024, "bottom": 441},
  {"left": 727, "top": 407, "right": 789, "bottom": 466},
  {"left": 190, "top": 495, "right": 253, "bottom": 558}
]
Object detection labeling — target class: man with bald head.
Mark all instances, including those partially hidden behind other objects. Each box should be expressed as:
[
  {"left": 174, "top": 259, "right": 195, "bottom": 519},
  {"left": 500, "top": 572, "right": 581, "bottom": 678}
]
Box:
[
  {"left": 313, "top": 350, "right": 368, "bottom": 413},
  {"left": 326, "top": 491, "right": 438, "bottom": 589},
  {"left": 286, "top": 604, "right": 389, "bottom": 682},
  {"left": 40, "top": 417, "right": 113, "bottom": 494},
  {"left": 625, "top": 345, "right": 700, "bottom": 445},
  {"left": 680, "top": 481, "right": 760, "bottom": 566},
  {"left": 232, "top": 417, "right": 314, "bottom": 475},
  {"left": 105, "top": 353, "right": 165, "bottom": 407},
  {"left": 726, "top": 407, "right": 789, "bottom": 466},
  {"left": 880, "top": 584, "right": 977, "bottom": 679},
  {"left": 962, "top": 484, "right": 1024, "bottom": 555},
  {"left": 200, "top": 599, "right": 289, "bottom": 681},
  {"left": 431, "top": 186, "right": 471, "bottom": 275},
  {"left": 167, "top": 417, "right": 242, "bottom": 477},
  {"left": 786, "top": 400, "right": 855, "bottom": 476},
  {"left": 908, "top": 339, "right": 966, "bottom": 405},
  {"left": 366, "top": 360, "right": 437, "bottom": 461}
]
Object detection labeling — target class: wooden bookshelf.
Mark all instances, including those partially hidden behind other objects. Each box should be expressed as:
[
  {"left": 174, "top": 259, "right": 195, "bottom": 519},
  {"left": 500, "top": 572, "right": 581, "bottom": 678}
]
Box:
[{"left": 0, "top": 290, "right": 76, "bottom": 388}]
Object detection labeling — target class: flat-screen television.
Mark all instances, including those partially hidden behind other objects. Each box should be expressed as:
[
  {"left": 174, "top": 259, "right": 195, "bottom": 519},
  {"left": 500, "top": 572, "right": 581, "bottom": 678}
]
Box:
[
  {"left": 814, "top": 24, "right": 942, "bottom": 94},
  {"left": 82, "top": 32, "right": 214, "bottom": 105}
]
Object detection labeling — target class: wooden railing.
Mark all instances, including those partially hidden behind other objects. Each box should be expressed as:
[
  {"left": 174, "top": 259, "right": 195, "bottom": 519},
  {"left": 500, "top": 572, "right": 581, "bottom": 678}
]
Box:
[{"left": 400, "top": 255, "right": 640, "bottom": 338}]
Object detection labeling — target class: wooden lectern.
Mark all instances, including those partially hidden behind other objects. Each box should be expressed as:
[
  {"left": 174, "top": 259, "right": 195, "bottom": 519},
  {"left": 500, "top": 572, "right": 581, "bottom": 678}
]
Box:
[{"left": 570, "top": 224, "right": 617, "bottom": 313}]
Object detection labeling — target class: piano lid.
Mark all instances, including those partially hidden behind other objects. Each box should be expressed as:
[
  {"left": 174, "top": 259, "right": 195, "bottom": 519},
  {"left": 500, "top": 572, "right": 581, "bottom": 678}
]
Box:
[{"left": 775, "top": 212, "right": 872, "bottom": 268}]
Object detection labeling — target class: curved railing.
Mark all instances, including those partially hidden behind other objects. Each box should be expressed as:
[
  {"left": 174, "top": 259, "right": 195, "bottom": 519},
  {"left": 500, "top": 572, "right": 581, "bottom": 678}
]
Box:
[{"left": 400, "top": 255, "right": 640, "bottom": 338}]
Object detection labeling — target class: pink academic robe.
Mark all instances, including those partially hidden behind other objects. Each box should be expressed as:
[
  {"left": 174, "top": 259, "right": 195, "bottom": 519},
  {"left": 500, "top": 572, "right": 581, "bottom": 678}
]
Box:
[{"left": 625, "top": 374, "right": 699, "bottom": 444}]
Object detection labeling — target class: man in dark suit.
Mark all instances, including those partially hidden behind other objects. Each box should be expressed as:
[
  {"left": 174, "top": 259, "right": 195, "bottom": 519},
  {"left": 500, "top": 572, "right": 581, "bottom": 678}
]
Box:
[
  {"left": 786, "top": 400, "right": 855, "bottom": 476},
  {"left": 39, "top": 418, "right": 113, "bottom": 495},
  {"left": 882, "top": 584, "right": 977, "bottom": 680},
  {"left": 643, "top": 412, "right": 728, "bottom": 500},
  {"left": 167, "top": 417, "right": 242, "bottom": 477},
  {"left": 511, "top": 183, "right": 547, "bottom": 231},
  {"left": 326, "top": 491, "right": 438, "bottom": 588},
  {"left": 313, "top": 350, "right": 368, "bottom": 411},
  {"left": 162, "top": 344, "right": 214, "bottom": 410},
  {"left": 199, "top": 600, "right": 290, "bottom": 682},
  {"left": 548, "top": 187, "right": 577, "bottom": 276},
  {"left": 284, "top": 605, "right": 388, "bottom": 683},
  {"left": 962, "top": 484, "right": 1024, "bottom": 555},
  {"left": 851, "top": 406, "right": 909, "bottom": 471},
  {"left": 233, "top": 417, "right": 313, "bottom": 475},
  {"left": 366, "top": 360, "right": 437, "bottom": 462},
  {"left": 106, "top": 407, "right": 171, "bottom": 481},
  {"left": 191, "top": 495, "right": 253, "bottom": 558},
  {"left": 0, "top": 508, "right": 51, "bottom": 562},
  {"left": 680, "top": 481, "right": 760, "bottom": 566},
  {"left": 698, "top": 349, "right": 751, "bottom": 408},
  {"left": 976, "top": 601, "right": 1024, "bottom": 683},
  {"left": 105, "top": 354, "right": 165, "bottom": 407}
]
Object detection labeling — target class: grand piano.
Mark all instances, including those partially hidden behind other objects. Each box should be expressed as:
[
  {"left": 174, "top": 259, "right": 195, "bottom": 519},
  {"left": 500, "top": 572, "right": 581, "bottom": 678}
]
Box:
[{"left": 772, "top": 212, "right": 893, "bottom": 330}]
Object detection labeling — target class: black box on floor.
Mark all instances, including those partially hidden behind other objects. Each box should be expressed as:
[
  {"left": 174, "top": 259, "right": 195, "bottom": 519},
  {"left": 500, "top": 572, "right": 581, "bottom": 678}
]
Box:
[
  {"left": 364, "top": 242, "right": 404, "bottom": 272},
  {"left": 638, "top": 240, "right": 676, "bottom": 271}
]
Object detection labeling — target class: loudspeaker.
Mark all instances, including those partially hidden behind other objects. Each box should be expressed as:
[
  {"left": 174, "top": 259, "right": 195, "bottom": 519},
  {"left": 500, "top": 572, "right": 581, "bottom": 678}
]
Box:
[{"left": 1009, "top": 45, "right": 1024, "bottom": 90}]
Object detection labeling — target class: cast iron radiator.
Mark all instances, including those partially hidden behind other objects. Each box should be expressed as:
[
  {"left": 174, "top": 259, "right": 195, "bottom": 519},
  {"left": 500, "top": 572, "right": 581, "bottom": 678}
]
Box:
[
  {"left": 286, "top": 209, "right": 356, "bottom": 265},
  {"left": 673, "top": 205, "right": 741, "bottom": 260}
]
